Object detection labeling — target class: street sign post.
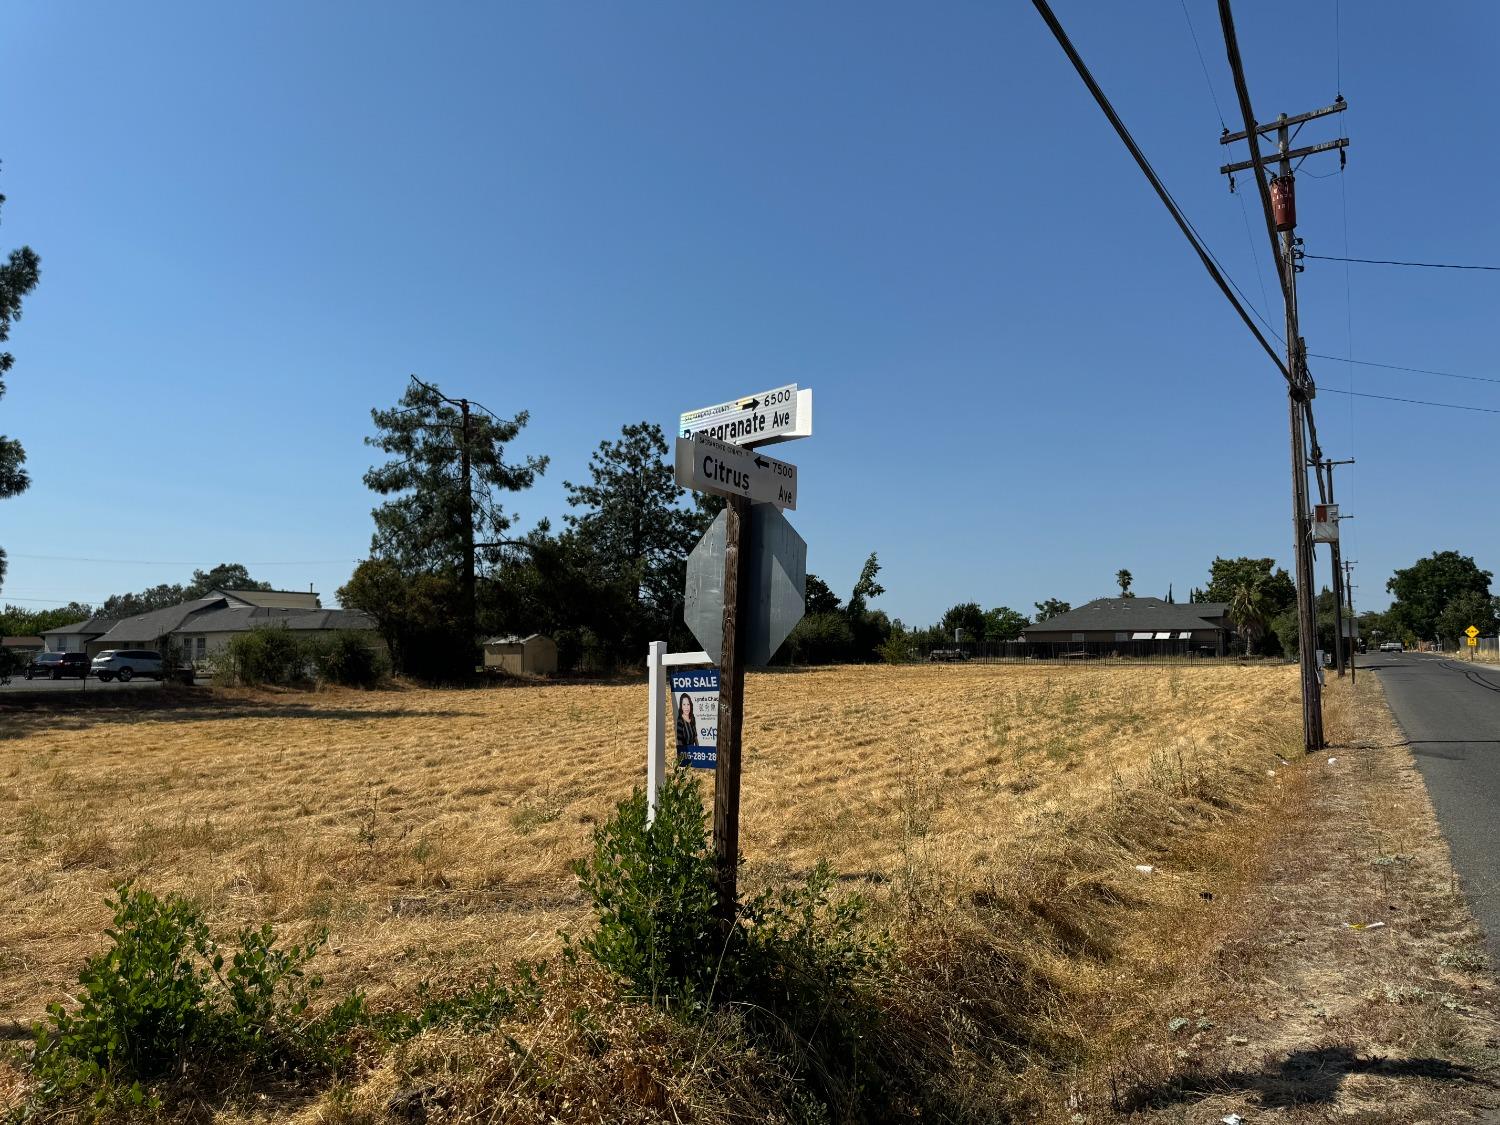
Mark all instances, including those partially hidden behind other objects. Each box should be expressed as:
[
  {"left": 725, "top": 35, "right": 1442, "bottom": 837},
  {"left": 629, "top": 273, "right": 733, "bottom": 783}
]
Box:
[
  {"left": 671, "top": 383, "right": 812, "bottom": 934},
  {"left": 674, "top": 435, "right": 797, "bottom": 510},
  {"left": 680, "top": 384, "right": 807, "bottom": 447}
]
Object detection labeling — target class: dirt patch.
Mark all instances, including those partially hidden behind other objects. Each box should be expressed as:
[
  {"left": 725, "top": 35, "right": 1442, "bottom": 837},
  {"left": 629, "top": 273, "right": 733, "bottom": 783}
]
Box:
[{"left": 1081, "top": 671, "right": 1500, "bottom": 1123}]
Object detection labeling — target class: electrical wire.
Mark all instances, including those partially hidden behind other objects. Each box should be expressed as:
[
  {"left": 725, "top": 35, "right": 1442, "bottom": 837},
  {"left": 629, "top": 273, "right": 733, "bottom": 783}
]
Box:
[
  {"left": 1319, "top": 387, "right": 1500, "bottom": 415},
  {"left": 1179, "top": 0, "right": 1228, "bottom": 128},
  {"left": 1307, "top": 353, "right": 1500, "bottom": 387},
  {"left": 1305, "top": 254, "right": 1500, "bottom": 271},
  {"left": 1030, "top": 0, "right": 1292, "bottom": 385}
]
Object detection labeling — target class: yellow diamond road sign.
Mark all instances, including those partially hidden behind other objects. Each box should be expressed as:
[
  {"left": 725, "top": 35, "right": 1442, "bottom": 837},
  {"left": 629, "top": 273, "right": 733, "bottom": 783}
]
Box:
[{"left": 1467, "top": 625, "right": 1481, "bottom": 638}]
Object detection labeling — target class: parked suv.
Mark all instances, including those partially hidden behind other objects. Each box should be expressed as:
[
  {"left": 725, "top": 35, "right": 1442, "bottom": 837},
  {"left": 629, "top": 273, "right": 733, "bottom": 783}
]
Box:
[
  {"left": 25, "top": 651, "right": 91, "bottom": 679},
  {"left": 91, "top": 649, "right": 165, "bottom": 682}
]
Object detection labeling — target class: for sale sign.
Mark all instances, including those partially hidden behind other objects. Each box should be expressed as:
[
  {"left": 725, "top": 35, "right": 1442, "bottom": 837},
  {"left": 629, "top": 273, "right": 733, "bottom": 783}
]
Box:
[{"left": 669, "top": 667, "right": 719, "bottom": 769}]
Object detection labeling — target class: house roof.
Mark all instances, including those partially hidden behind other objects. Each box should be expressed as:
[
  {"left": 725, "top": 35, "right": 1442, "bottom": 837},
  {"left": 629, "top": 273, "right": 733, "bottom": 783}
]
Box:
[
  {"left": 483, "top": 634, "right": 551, "bottom": 646},
  {"left": 40, "top": 615, "right": 120, "bottom": 637},
  {"left": 182, "top": 606, "right": 374, "bottom": 633},
  {"left": 1024, "top": 597, "right": 1230, "bottom": 634},
  {"left": 211, "top": 588, "right": 322, "bottom": 609},
  {"left": 93, "top": 598, "right": 227, "bottom": 643},
  {"left": 1, "top": 636, "right": 44, "bottom": 648}
]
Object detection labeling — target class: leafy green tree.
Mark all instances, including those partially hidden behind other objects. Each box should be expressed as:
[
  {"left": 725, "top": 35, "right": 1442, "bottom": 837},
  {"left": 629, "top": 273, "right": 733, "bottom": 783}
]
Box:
[
  {"left": 0, "top": 602, "right": 94, "bottom": 636},
  {"left": 1116, "top": 569, "right": 1134, "bottom": 598},
  {"left": 1033, "top": 598, "right": 1071, "bottom": 622},
  {"left": 1387, "top": 551, "right": 1494, "bottom": 644},
  {"left": 0, "top": 171, "right": 41, "bottom": 591},
  {"left": 939, "top": 602, "right": 986, "bottom": 644},
  {"left": 364, "top": 379, "right": 547, "bottom": 575},
  {"left": 183, "top": 564, "right": 272, "bottom": 599},
  {"left": 1435, "top": 590, "right": 1499, "bottom": 650},
  {"left": 338, "top": 558, "right": 468, "bottom": 681},
  {"left": 786, "top": 612, "right": 855, "bottom": 664},
  {"left": 983, "top": 606, "right": 1028, "bottom": 642},
  {"left": 563, "top": 422, "right": 701, "bottom": 658},
  {"left": 1202, "top": 557, "right": 1296, "bottom": 614},
  {"left": 1271, "top": 587, "right": 1342, "bottom": 659},
  {"left": 1227, "top": 579, "right": 1272, "bottom": 656},
  {"left": 804, "top": 574, "right": 843, "bottom": 616},
  {"left": 845, "top": 553, "right": 890, "bottom": 661}
]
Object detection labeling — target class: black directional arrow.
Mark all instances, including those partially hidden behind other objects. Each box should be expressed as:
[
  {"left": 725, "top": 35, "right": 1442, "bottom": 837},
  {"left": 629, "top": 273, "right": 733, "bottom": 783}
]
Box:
[
  {"left": 740, "top": 397, "right": 760, "bottom": 411},
  {"left": 754, "top": 455, "right": 770, "bottom": 469}
]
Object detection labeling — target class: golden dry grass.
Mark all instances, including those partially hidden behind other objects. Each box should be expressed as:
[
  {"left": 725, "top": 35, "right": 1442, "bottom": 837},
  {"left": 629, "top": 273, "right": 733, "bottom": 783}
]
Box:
[
  {"left": 0, "top": 663, "right": 1312, "bottom": 1120},
  {"left": 0, "top": 665, "right": 1292, "bottom": 1021}
]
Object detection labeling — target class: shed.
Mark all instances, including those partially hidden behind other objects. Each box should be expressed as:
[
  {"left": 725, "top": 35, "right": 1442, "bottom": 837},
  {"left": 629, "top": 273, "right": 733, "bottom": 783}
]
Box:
[{"left": 483, "top": 634, "right": 559, "bottom": 675}]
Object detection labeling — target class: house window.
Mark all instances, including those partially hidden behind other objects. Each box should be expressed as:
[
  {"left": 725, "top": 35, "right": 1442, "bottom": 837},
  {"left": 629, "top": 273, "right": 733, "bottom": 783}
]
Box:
[{"left": 196, "top": 637, "right": 206, "bottom": 660}]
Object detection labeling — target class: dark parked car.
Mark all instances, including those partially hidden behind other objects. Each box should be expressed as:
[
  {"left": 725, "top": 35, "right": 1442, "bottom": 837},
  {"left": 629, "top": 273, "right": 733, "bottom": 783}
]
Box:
[{"left": 25, "top": 651, "right": 91, "bottom": 679}]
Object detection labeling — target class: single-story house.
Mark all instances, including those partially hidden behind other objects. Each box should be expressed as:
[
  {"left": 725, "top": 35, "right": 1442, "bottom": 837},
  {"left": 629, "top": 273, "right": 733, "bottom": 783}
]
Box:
[
  {"left": 1022, "top": 598, "right": 1232, "bottom": 656},
  {"left": 39, "top": 616, "right": 120, "bottom": 654},
  {"left": 484, "top": 634, "right": 559, "bottom": 676},
  {"left": 41, "top": 589, "right": 378, "bottom": 662}
]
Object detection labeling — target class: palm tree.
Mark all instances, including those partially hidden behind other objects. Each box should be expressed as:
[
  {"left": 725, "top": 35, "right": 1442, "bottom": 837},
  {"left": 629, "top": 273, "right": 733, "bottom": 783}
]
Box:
[
  {"left": 1116, "top": 569, "right": 1134, "bottom": 598},
  {"left": 1228, "top": 579, "right": 1271, "bottom": 657}
]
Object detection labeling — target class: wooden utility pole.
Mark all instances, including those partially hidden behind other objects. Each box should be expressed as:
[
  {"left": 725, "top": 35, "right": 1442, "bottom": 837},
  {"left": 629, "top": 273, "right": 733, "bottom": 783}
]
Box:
[
  {"left": 712, "top": 493, "right": 751, "bottom": 934},
  {"left": 1218, "top": 0, "right": 1348, "bottom": 750},
  {"left": 1343, "top": 558, "right": 1358, "bottom": 683},
  {"left": 1312, "top": 457, "right": 1354, "bottom": 675},
  {"left": 459, "top": 398, "right": 477, "bottom": 672}
]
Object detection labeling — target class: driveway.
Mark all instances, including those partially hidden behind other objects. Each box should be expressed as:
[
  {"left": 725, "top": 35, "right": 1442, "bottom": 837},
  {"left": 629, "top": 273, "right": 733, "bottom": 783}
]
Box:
[{"left": 1371, "top": 651, "right": 1500, "bottom": 958}]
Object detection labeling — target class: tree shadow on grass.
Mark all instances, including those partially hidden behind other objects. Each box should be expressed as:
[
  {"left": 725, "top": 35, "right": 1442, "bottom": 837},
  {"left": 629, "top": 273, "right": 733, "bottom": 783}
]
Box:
[
  {"left": 1121, "top": 1045, "right": 1488, "bottom": 1113},
  {"left": 0, "top": 690, "right": 479, "bottom": 739}
]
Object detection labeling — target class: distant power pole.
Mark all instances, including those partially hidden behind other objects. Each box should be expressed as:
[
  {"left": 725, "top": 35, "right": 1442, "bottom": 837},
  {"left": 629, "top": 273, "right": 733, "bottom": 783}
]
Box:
[
  {"left": 1218, "top": 0, "right": 1349, "bottom": 751},
  {"left": 1342, "top": 558, "right": 1358, "bottom": 684}
]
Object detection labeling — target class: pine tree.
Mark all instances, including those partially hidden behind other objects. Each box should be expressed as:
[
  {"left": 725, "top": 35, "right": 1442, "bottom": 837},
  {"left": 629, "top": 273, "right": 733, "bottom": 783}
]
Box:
[{"left": 0, "top": 170, "right": 42, "bottom": 590}]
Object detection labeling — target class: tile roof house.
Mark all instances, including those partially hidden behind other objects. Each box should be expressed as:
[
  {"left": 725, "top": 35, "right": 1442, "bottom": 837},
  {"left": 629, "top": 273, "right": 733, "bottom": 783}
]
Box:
[{"left": 1022, "top": 597, "right": 1232, "bottom": 655}]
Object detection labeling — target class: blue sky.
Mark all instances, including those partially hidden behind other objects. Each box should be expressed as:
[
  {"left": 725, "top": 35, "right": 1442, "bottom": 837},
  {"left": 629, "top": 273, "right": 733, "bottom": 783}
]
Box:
[{"left": 2, "top": 1, "right": 1497, "bottom": 624}]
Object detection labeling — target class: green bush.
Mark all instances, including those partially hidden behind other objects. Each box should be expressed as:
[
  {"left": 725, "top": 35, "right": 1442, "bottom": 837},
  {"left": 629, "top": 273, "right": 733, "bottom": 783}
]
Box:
[
  {"left": 226, "top": 626, "right": 310, "bottom": 686},
  {"left": 572, "top": 769, "right": 721, "bottom": 1010},
  {"left": 28, "top": 886, "right": 353, "bottom": 1114},
  {"left": 310, "top": 631, "right": 385, "bottom": 687},
  {"left": 572, "top": 771, "right": 889, "bottom": 1114}
]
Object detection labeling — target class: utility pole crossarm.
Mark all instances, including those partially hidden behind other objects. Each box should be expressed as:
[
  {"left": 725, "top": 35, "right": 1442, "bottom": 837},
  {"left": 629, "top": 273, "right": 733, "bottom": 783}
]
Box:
[
  {"left": 1219, "top": 98, "right": 1346, "bottom": 144},
  {"left": 1221, "top": 137, "right": 1349, "bottom": 176}
]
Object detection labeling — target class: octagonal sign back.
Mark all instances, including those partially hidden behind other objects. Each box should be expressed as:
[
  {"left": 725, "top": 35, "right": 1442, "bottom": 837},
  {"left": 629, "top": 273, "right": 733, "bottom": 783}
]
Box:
[{"left": 684, "top": 506, "right": 807, "bottom": 667}]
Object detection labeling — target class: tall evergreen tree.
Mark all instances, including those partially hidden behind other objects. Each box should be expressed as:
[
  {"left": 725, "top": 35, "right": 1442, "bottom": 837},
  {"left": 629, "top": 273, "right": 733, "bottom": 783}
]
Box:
[
  {"left": 0, "top": 169, "right": 41, "bottom": 591},
  {"left": 363, "top": 378, "right": 547, "bottom": 575}
]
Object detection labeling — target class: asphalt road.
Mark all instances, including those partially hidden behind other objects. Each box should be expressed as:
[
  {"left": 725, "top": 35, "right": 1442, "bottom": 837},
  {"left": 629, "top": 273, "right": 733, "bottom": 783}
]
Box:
[{"left": 1372, "top": 652, "right": 1500, "bottom": 956}]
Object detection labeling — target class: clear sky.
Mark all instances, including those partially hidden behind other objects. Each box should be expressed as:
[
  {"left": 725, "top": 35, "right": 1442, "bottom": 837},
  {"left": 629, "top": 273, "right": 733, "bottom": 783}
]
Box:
[{"left": 3, "top": 1, "right": 1497, "bottom": 624}]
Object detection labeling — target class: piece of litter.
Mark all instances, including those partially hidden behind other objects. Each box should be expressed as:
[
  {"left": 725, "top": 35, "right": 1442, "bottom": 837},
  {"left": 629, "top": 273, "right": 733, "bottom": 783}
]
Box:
[
  {"left": 1279, "top": 757, "right": 1289, "bottom": 765},
  {"left": 1222, "top": 1116, "right": 1245, "bottom": 1125},
  {"left": 1327, "top": 757, "right": 1338, "bottom": 765},
  {"left": 1266, "top": 769, "right": 1276, "bottom": 777},
  {"left": 1134, "top": 865, "right": 1155, "bottom": 874},
  {"left": 1343, "top": 921, "right": 1387, "bottom": 931}
]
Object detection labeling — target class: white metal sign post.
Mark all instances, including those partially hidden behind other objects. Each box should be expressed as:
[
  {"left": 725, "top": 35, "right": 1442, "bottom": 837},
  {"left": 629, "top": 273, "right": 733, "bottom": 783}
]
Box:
[
  {"left": 673, "top": 435, "right": 797, "bottom": 510},
  {"left": 645, "top": 642, "right": 714, "bottom": 825}
]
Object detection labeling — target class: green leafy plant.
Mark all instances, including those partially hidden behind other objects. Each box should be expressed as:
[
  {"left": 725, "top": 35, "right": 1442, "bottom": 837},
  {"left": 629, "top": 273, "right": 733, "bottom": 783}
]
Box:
[
  {"left": 27, "top": 885, "right": 354, "bottom": 1115},
  {"left": 309, "top": 630, "right": 386, "bottom": 687},
  {"left": 572, "top": 769, "right": 720, "bottom": 1010}
]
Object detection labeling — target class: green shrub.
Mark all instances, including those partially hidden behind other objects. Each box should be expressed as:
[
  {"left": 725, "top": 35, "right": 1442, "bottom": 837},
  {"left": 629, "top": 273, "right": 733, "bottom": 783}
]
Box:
[
  {"left": 310, "top": 631, "right": 385, "bottom": 688},
  {"left": 28, "top": 885, "right": 352, "bottom": 1115},
  {"left": 572, "top": 769, "right": 721, "bottom": 1010},
  {"left": 573, "top": 768, "right": 890, "bottom": 1115},
  {"left": 226, "top": 626, "right": 310, "bottom": 686}
]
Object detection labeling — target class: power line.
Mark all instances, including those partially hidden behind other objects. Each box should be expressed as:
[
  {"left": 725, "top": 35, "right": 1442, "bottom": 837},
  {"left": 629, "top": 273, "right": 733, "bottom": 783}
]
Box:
[
  {"left": 1179, "top": 0, "right": 1228, "bottom": 128},
  {"left": 1308, "top": 353, "right": 1500, "bottom": 387},
  {"left": 1029, "top": 0, "right": 1292, "bottom": 385},
  {"left": 1319, "top": 387, "right": 1500, "bottom": 415},
  {"left": 1305, "top": 254, "right": 1500, "bottom": 271},
  {"left": 6, "top": 553, "right": 354, "bottom": 566}
]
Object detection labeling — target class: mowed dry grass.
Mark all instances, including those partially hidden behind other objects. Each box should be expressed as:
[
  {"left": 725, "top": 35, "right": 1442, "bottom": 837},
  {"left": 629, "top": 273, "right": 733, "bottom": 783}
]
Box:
[{"left": 0, "top": 663, "right": 1300, "bottom": 1028}]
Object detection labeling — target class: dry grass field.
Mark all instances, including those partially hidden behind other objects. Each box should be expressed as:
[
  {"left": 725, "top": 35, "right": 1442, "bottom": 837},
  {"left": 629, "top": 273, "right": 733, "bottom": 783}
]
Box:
[{"left": 0, "top": 662, "right": 1355, "bottom": 1120}]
